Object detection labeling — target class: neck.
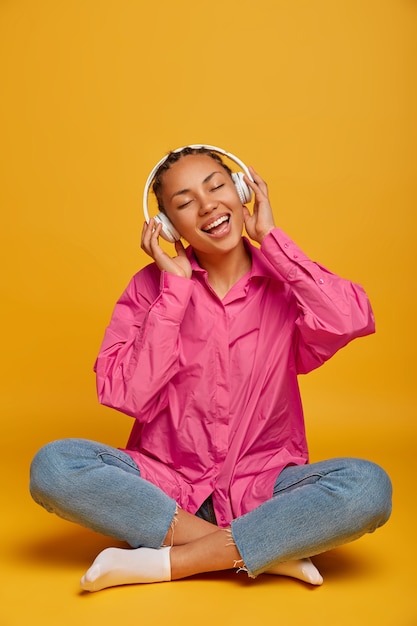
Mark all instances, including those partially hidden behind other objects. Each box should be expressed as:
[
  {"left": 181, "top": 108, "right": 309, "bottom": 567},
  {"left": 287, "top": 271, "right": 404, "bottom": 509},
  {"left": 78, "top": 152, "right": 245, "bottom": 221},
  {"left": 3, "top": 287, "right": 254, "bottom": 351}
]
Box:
[{"left": 193, "top": 239, "right": 251, "bottom": 299}]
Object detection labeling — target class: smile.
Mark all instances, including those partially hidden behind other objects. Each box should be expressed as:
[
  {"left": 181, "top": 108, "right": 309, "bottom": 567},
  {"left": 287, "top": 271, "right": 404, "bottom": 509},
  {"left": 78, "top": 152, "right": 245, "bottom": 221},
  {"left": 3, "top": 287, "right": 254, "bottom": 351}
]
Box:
[{"left": 202, "top": 215, "right": 230, "bottom": 233}]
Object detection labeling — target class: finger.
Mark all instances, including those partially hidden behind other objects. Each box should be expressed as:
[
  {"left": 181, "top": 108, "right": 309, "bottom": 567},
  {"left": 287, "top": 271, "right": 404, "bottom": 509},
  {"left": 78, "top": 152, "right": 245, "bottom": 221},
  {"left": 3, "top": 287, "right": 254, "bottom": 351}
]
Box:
[
  {"left": 143, "top": 219, "right": 163, "bottom": 258},
  {"left": 149, "top": 221, "right": 164, "bottom": 256},
  {"left": 141, "top": 221, "right": 147, "bottom": 245},
  {"left": 244, "top": 173, "right": 262, "bottom": 195},
  {"left": 242, "top": 205, "right": 251, "bottom": 223},
  {"left": 174, "top": 239, "right": 186, "bottom": 257},
  {"left": 141, "top": 220, "right": 152, "bottom": 250},
  {"left": 244, "top": 176, "right": 265, "bottom": 211},
  {"left": 247, "top": 167, "right": 268, "bottom": 194},
  {"left": 141, "top": 219, "right": 155, "bottom": 252}
]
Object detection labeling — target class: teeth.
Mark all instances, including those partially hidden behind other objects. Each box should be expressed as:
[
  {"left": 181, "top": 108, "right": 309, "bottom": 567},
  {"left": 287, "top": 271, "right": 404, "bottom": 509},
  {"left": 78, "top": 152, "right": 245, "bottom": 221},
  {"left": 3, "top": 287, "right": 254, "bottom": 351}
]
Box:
[{"left": 204, "top": 215, "right": 229, "bottom": 231}]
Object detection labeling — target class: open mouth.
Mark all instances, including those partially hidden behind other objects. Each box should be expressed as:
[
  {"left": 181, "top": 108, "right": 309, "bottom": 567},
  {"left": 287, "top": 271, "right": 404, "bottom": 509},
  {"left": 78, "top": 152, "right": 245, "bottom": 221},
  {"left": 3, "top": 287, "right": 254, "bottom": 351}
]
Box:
[{"left": 202, "top": 215, "right": 230, "bottom": 235}]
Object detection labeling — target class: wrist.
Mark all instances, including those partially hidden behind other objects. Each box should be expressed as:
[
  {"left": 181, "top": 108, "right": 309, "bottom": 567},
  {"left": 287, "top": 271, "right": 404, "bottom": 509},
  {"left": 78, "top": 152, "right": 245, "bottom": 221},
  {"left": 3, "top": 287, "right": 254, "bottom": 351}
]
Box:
[{"left": 258, "top": 226, "right": 275, "bottom": 244}]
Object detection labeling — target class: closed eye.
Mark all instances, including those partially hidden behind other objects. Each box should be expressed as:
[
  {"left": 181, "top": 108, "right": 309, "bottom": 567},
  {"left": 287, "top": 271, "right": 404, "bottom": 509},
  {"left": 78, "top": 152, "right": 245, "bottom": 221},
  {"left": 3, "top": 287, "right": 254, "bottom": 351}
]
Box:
[
  {"left": 177, "top": 184, "right": 224, "bottom": 208},
  {"left": 178, "top": 199, "right": 193, "bottom": 209}
]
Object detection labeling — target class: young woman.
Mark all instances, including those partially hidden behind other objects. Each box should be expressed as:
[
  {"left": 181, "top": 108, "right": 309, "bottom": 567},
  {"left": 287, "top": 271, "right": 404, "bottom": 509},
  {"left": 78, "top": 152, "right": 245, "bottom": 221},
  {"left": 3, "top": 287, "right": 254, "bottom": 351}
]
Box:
[{"left": 30, "top": 145, "right": 392, "bottom": 592}]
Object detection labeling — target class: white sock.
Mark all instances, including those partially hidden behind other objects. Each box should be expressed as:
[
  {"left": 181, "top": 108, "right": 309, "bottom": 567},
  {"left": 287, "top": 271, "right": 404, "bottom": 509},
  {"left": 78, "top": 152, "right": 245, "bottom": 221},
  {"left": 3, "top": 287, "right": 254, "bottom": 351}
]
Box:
[
  {"left": 80, "top": 546, "right": 171, "bottom": 592},
  {"left": 265, "top": 558, "right": 323, "bottom": 585}
]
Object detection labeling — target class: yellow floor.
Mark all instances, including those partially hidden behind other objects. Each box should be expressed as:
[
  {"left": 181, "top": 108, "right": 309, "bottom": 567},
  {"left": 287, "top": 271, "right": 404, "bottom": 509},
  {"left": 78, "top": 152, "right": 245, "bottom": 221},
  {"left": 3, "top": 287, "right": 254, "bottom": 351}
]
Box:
[{"left": 2, "top": 395, "right": 416, "bottom": 626}]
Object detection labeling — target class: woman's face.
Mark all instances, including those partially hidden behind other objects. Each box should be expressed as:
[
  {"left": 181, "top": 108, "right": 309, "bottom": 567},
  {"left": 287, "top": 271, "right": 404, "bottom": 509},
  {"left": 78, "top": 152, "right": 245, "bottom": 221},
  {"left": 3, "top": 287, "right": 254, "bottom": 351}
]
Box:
[{"left": 159, "top": 154, "right": 246, "bottom": 254}]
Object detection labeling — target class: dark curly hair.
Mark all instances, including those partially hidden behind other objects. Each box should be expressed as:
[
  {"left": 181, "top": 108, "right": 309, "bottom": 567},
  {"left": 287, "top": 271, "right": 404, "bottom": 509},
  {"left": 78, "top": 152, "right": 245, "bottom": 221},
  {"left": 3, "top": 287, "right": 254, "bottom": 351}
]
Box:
[{"left": 152, "top": 146, "right": 233, "bottom": 212}]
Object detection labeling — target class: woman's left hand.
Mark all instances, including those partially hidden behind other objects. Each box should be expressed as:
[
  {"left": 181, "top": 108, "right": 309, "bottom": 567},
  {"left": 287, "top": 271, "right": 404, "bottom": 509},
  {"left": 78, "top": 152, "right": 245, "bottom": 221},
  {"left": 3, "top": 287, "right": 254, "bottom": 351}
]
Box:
[{"left": 242, "top": 167, "right": 276, "bottom": 244}]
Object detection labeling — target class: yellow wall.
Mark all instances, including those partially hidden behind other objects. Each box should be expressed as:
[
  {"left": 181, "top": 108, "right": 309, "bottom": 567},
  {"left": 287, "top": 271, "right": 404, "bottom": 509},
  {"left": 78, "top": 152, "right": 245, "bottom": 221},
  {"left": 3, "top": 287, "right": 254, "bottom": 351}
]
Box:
[{"left": 1, "top": 0, "right": 416, "bottom": 450}]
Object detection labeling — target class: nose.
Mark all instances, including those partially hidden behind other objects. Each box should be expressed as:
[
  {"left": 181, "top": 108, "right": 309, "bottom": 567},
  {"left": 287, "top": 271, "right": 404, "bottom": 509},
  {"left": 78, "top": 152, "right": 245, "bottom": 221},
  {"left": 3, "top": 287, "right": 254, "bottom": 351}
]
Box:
[{"left": 198, "top": 191, "right": 218, "bottom": 215}]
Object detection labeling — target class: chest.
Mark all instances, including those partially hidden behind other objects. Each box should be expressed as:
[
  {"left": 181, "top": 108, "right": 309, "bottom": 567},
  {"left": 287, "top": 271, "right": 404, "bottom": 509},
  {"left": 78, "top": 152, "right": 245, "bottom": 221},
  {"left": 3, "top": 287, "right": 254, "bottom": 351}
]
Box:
[{"left": 178, "top": 279, "right": 296, "bottom": 376}]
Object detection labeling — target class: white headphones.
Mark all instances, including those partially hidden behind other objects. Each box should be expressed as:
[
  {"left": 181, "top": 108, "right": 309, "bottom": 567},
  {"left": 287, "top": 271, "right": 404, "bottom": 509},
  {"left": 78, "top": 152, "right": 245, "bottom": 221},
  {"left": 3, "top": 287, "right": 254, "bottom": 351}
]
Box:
[{"left": 143, "top": 144, "right": 253, "bottom": 243}]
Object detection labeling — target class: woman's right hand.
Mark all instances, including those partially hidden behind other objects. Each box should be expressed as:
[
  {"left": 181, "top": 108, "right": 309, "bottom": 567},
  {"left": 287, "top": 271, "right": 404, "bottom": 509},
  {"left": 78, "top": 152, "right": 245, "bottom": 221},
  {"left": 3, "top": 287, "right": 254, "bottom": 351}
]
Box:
[{"left": 141, "top": 219, "right": 192, "bottom": 279}]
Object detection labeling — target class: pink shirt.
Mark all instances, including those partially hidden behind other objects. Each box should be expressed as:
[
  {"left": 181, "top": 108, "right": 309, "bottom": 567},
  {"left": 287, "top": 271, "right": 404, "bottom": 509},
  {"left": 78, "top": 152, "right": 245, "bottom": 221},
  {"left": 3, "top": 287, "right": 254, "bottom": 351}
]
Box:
[{"left": 94, "top": 229, "right": 375, "bottom": 527}]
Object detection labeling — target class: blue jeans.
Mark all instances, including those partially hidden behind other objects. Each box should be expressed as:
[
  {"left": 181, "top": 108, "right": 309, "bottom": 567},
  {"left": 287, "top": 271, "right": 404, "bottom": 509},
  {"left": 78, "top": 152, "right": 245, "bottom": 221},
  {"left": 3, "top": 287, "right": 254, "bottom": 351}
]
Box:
[{"left": 29, "top": 438, "right": 392, "bottom": 578}]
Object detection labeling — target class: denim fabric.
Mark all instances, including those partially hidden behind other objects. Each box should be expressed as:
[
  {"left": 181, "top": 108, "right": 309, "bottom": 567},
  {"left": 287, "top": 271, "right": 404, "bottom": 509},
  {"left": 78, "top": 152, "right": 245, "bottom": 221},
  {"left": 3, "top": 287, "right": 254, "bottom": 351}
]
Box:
[
  {"left": 30, "top": 439, "right": 391, "bottom": 577},
  {"left": 30, "top": 439, "right": 177, "bottom": 549},
  {"left": 231, "top": 457, "right": 392, "bottom": 577}
]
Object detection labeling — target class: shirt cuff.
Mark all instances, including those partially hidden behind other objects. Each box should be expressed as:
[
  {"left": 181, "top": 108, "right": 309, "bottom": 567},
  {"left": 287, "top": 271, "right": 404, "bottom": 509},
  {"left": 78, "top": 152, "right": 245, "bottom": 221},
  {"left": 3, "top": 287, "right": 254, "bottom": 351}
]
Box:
[
  {"left": 150, "top": 271, "right": 194, "bottom": 323},
  {"left": 260, "top": 228, "right": 327, "bottom": 286}
]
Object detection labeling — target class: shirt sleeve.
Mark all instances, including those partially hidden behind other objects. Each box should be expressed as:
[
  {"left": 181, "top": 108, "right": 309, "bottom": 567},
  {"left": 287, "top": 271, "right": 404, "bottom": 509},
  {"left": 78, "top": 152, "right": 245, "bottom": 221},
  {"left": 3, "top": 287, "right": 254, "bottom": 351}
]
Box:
[
  {"left": 260, "top": 228, "right": 375, "bottom": 374},
  {"left": 94, "top": 267, "right": 194, "bottom": 420}
]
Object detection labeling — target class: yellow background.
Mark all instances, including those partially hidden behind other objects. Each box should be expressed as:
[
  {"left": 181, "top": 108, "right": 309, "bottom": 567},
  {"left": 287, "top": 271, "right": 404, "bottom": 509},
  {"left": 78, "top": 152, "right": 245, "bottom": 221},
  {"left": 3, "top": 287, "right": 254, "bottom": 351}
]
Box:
[{"left": 1, "top": 1, "right": 416, "bottom": 624}]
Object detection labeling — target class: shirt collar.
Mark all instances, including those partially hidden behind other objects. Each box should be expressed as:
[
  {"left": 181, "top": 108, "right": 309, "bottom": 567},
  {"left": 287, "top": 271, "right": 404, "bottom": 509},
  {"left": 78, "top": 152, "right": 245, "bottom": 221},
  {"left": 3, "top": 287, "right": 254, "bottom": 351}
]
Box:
[{"left": 186, "top": 237, "right": 276, "bottom": 281}]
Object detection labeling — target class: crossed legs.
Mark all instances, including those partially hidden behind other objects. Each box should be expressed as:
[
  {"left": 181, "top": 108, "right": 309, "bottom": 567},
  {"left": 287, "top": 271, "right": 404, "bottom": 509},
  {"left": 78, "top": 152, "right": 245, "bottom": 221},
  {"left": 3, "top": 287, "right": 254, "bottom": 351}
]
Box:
[
  {"left": 79, "top": 506, "right": 324, "bottom": 591},
  {"left": 30, "top": 439, "right": 392, "bottom": 592}
]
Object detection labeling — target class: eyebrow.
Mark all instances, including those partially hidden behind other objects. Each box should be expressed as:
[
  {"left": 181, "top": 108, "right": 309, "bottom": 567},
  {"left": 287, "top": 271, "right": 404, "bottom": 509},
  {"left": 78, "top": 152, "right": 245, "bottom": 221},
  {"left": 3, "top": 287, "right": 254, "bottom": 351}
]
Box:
[{"left": 170, "top": 171, "right": 222, "bottom": 200}]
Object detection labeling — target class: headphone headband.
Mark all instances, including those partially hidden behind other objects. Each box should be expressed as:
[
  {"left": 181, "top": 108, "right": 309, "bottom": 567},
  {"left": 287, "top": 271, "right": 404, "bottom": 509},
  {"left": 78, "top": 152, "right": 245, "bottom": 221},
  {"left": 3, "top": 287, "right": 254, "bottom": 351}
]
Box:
[{"left": 142, "top": 144, "right": 252, "bottom": 226}]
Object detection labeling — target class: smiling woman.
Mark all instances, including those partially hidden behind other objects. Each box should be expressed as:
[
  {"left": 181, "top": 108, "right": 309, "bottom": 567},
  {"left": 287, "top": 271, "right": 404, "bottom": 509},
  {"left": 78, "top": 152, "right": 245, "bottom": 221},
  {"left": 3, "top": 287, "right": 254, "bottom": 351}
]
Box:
[
  {"left": 141, "top": 146, "right": 266, "bottom": 296},
  {"left": 29, "top": 144, "right": 392, "bottom": 593},
  {"left": 144, "top": 145, "right": 253, "bottom": 245},
  {"left": 150, "top": 153, "right": 252, "bottom": 278}
]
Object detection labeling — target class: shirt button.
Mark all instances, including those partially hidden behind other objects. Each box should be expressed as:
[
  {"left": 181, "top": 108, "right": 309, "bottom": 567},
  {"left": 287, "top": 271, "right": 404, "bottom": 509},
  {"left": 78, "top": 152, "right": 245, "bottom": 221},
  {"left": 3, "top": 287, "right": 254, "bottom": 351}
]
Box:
[
  {"left": 284, "top": 243, "right": 289, "bottom": 248},
  {"left": 319, "top": 278, "right": 324, "bottom": 284},
  {"left": 293, "top": 254, "right": 298, "bottom": 259}
]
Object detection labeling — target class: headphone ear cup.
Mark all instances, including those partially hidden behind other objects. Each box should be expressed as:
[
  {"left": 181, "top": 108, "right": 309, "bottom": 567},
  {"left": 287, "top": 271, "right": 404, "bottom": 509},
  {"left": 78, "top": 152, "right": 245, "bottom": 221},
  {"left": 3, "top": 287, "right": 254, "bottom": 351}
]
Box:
[
  {"left": 154, "top": 213, "right": 181, "bottom": 243},
  {"left": 232, "top": 172, "right": 252, "bottom": 204}
]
